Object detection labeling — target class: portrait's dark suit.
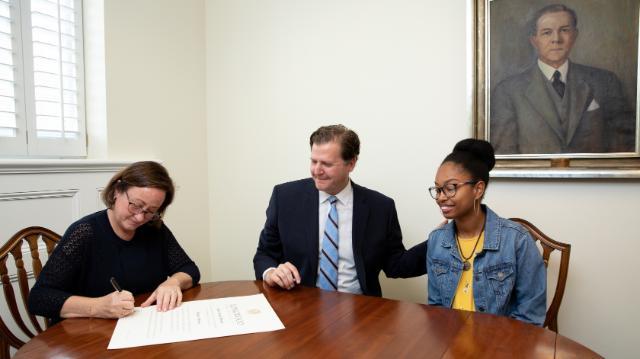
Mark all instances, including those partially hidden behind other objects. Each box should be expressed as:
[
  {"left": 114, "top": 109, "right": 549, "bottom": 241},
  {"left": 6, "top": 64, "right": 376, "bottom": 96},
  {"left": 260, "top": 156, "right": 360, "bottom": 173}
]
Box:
[
  {"left": 491, "top": 62, "right": 635, "bottom": 154},
  {"left": 253, "top": 178, "right": 427, "bottom": 296}
]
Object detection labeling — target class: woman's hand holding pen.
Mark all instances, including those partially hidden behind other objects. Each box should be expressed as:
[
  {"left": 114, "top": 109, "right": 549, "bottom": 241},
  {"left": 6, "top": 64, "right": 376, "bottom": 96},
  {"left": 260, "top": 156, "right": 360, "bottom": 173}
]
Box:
[
  {"left": 91, "top": 291, "right": 134, "bottom": 319},
  {"left": 57, "top": 278, "right": 134, "bottom": 320}
]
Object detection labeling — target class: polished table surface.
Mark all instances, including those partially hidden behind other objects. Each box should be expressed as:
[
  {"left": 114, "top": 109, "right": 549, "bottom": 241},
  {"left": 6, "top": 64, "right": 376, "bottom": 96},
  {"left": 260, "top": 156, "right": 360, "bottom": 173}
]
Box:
[{"left": 16, "top": 280, "right": 601, "bottom": 358}]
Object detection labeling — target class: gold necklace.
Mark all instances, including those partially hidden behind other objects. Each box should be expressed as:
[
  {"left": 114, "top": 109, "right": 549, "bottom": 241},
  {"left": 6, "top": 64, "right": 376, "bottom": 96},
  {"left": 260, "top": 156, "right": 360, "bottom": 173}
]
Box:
[{"left": 455, "top": 221, "right": 485, "bottom": 271}]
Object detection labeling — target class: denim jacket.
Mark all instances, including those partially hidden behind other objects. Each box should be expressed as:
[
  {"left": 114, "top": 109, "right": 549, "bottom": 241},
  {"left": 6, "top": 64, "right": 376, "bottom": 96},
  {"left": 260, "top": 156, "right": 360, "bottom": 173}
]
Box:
[{"left": 426, "top": 206, "right": 546, "bottom": 326}]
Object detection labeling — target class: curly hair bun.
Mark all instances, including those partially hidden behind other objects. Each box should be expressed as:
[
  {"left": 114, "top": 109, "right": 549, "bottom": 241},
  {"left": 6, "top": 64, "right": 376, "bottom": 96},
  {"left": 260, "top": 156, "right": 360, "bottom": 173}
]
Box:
[{"left": 452, "top": 139, "right": 496, "bottom": 172}]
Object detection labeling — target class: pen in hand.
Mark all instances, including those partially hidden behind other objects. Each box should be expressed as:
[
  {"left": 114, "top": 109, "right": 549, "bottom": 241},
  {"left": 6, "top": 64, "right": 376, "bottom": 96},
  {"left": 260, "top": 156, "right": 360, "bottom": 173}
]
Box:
[
  {"left": 110, "top": 277, "right": 123, "bottom": 292},
  {"left": 108, "top": 277, "right": 134, "bottom": 319}
]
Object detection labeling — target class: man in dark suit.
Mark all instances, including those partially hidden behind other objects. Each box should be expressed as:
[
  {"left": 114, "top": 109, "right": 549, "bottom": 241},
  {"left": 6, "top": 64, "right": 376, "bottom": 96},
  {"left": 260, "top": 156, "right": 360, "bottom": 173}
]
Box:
[
  {"left": 491, "top": 4, "right": 635, "bottom": 154},
  {"left": 253, "top": 125, "right": 426, "bottom": 296}
]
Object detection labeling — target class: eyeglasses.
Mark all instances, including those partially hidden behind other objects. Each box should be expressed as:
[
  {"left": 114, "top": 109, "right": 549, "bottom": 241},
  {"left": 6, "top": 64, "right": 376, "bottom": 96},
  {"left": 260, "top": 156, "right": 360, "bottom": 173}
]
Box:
[
  {"left": 124, "top": 191, "right": 161, "bottom": 221},
  {"left": 428, "top": 181, "right": 478, "bottom": 200}
]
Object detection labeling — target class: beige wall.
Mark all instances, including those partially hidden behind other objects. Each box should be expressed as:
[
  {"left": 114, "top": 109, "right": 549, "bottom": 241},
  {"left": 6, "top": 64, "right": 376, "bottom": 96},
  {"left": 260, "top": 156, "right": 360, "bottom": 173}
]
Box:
[
  {"left": 103, "top": 0, "right": 639, "bottom": 358},
  {"left": 205, "top": 0, "right": 468, "bottom": 282},
  {"left": 103, "top": 0, "right": 212, "bottom": 281}
]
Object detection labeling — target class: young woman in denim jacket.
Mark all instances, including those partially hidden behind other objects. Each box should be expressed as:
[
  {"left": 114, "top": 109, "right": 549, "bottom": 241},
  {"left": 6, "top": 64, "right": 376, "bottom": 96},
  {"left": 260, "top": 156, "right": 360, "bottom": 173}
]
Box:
[{"left": 426, "top": 139, "right": 546, "bottom": 326}]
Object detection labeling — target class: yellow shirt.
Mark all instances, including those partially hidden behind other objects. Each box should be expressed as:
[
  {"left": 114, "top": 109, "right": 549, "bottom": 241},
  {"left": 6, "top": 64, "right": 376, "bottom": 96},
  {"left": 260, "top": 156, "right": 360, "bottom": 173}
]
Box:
[{"left": 452, "top": 232, "right": 485, "bottom": 311}]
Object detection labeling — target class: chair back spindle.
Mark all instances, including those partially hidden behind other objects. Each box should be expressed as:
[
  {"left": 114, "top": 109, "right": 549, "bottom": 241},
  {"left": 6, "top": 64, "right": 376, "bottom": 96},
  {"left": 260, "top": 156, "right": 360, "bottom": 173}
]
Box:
[
  {"left": 0, "top": 227, "right": 60, "bottom": 358},
  {"left": 510, "top": 218, "right": 571, "bottom": 333}
]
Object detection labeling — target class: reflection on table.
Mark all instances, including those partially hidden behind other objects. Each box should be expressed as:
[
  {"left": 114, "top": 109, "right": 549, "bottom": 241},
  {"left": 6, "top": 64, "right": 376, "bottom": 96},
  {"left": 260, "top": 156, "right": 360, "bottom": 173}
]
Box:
[{"left": 15, "top": 280, "right": 602, "bottom": 358}]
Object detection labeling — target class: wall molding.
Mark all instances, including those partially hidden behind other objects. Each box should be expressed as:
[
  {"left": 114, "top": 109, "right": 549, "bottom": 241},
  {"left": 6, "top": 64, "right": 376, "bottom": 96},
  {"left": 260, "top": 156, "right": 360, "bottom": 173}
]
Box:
[
  {"left": 0, "top": 160, "right": 132, "bottom": 174},
  {"left": 0, "top": 189, "right": 79, "bottom": 202}
]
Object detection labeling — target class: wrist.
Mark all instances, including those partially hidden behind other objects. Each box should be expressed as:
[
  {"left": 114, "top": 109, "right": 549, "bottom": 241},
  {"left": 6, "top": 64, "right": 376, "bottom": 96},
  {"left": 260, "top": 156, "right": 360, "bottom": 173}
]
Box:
[
  {"left": 263, "top": 268, "right": 276, "bottom": 285},
  {"left": 165, "top": 276, "right": 181, "bottom": 287},
  {"left": 88, "top": 297, "right": 98, "bottom": 318}
]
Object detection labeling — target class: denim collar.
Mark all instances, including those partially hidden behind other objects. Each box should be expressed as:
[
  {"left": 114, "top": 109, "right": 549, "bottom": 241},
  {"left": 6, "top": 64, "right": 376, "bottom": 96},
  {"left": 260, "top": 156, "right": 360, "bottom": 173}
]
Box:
[{"left": 439, "top": 205, "right": 501, "bottom": 251}]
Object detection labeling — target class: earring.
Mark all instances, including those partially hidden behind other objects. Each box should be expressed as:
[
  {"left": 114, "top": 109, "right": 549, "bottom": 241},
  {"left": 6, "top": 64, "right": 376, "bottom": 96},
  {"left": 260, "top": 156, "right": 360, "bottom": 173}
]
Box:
[{"left": 474, "top": 198, "right": 479, "bottom": 215}]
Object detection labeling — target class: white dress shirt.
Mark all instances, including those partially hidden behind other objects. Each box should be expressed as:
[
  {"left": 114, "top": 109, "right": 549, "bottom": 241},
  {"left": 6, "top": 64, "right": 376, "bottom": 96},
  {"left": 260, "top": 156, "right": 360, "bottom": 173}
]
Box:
[
  {"left": 538, "top": 59, "right": 568, "bottom": 82},
  {"left": 317, "top": 180, "right": 362, "bottom": 294}
]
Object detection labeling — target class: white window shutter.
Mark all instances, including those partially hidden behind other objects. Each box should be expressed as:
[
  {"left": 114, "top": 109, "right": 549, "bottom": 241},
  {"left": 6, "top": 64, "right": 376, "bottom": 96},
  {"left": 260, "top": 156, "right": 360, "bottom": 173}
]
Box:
[
  {"left": 26, "top": 0, "right": 85, "bottom": 156},
  {"left": 0, "top": 0, "right": 85, "bottom": 158},
  {"left": 0, "top": 0, "right": 27, "bottom": 155}
]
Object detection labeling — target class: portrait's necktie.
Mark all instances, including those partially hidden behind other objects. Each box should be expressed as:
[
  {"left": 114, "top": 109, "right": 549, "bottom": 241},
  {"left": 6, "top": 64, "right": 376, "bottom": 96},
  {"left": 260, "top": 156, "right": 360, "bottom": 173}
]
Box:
[
  {"left": 552, "top": 70, "right": 565, "bottom": 98},
  {"left": 318, "top": 195, "right": 339, "bottom": 291}
]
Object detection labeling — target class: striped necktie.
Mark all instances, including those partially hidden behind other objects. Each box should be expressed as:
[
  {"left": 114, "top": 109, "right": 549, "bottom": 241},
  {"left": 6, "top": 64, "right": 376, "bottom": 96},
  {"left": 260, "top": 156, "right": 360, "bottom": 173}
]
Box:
[{"left": 318, "top": 195, "right": 339, "bottom": 291}]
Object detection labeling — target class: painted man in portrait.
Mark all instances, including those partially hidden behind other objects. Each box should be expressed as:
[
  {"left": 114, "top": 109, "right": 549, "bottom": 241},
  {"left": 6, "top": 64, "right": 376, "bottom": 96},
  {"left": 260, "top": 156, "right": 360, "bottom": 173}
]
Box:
[{"left": 490, "top": 4, "right": 636, "bottom": 155}]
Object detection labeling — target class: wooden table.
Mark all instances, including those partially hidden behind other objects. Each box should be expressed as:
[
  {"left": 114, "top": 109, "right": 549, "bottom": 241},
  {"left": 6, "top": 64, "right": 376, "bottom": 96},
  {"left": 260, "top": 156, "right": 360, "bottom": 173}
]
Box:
[{"left": 16, "top": 280, "right": 601, "bottom": 358}]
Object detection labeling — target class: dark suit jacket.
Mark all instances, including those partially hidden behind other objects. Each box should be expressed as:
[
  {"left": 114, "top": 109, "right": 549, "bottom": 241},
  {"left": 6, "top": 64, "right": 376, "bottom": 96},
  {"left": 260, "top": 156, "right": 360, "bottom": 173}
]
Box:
[
  {"left": 491, "top": 62, "right": 635, "bottom": 154},
  {"left": 253, "top": 178, "right": 427, "bottom": 297}
]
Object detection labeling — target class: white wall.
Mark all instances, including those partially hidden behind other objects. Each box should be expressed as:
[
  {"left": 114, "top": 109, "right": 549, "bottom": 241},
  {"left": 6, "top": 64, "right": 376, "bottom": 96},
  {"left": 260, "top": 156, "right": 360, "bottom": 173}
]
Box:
[
  {"left": 103, "top": 0, "right": 211, "bottom": 280},
  {"left": 97, "top": 0, "right": 640, "bottom": 357},
  {"left": 204, "top": 0, "right": 638, "bottom": 358},
  {"left": 489, "top": 179, "right": 640, "bottom": 359},
  {"left": 205, "top": 0, "right": 465, "bottom": 282}
]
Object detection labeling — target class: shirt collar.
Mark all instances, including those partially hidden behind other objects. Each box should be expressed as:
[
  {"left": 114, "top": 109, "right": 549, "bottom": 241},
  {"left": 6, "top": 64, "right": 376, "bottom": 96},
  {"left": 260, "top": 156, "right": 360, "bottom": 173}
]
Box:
[
  {"left": 537, "top": 59, "right": 569, "bottom": 82},
  {"left": 319, "top": 179, "right": 353, "bottom": 206}
]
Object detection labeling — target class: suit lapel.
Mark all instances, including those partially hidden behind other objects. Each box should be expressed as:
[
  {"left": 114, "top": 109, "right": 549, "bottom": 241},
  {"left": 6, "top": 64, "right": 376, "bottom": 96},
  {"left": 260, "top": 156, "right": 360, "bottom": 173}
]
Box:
[
  {"left": 565, "top": 64, "right": 592, "bottom": 145},
  {"left": 304, "top": 180, "right": 320, "bottom": 277},
  {"left": 524, "top": 67, "right": 566, "bottom": 141},
  {"left": 351, "top": 182, "right": 369, "bottom": 283}
]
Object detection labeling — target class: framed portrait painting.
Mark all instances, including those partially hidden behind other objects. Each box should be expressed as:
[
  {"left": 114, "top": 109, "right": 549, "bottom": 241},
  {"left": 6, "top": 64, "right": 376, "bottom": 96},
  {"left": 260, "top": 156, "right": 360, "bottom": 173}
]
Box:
[{"left": 474, "top": 0, "right": 640, "bottom": 178}]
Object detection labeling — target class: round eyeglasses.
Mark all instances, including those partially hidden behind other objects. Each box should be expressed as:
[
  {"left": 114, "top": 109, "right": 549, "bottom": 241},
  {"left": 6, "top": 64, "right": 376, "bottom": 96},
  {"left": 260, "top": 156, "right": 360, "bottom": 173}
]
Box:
[
  {"left": 428, "top": 181, "right": 478, "bottom": 200},
  {"left": 124, "top": 191, "right": 161, "bottom": 220}
]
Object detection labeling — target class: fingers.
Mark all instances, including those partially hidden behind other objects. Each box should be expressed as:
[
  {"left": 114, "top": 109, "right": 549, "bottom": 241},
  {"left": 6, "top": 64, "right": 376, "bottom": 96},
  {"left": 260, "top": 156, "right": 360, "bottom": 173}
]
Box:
[
  {"left": 175, "top": 289, "right": 183, "bottom": 308},
  {"left": 267, "top": 262, "right": 301, "bottom": 290},
  {"left": 288, "top": 264, "right": 301, "bottom": 284},
  {"left": 105, "top": 292, "right": 135, "bottom": 318},
  {"left": 118, "top": 290, "right": 134, "bottom": 302},
  {"left": 150, "top": 283, "right": 183, "bottom": 312},
  {"left": 168, "top": 290, "right": 178, "bottom": 310},
  {"left": 117, "top": 306, "right": 135, "bottom": 318},
  {"left": 264, "top": 268, "right": 277, "bottom": 287},
  {"left": 140, "top": 291, "right": 156, "bottom": 308},
  {"left": 157, "top": 290, "right": 173, "bottom": 312},
  {"left": 156, "top": 292, "right": 165, "bottom": 311},
  {"left": 115, "top": 283, "right": 183, "bottom": 314},
  {"left": 121, "top": 300, "right": 134, "bottom": 311}
]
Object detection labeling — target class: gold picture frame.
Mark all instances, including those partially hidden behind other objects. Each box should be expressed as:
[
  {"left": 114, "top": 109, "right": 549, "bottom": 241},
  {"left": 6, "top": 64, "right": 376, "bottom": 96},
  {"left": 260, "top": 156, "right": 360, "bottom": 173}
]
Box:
[{"left": 474, "top": 0, "right": 640, "bottom": 178}]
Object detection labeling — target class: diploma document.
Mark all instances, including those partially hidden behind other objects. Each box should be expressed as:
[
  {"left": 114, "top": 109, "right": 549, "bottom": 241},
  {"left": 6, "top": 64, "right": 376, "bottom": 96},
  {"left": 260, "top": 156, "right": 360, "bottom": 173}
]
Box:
[{"left": 108, "top": 294, "right": 285, "bottom": 349}]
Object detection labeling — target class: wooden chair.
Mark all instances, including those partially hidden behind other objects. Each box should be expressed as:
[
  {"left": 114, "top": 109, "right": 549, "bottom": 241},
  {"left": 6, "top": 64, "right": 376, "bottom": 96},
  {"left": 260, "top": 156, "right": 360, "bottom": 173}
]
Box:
[
  {"left": 510, "top": 218, "right": 570, "bottom": 332},
  {"left": 0, "top": 226, "right": 61, "bottom": 358}
]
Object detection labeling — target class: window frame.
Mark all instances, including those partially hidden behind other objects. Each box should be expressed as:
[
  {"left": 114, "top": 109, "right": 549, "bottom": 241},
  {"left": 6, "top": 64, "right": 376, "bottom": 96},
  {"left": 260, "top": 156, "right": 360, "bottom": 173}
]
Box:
[{"left": 0, "top": 0, "right": 86, "bottom": 158}]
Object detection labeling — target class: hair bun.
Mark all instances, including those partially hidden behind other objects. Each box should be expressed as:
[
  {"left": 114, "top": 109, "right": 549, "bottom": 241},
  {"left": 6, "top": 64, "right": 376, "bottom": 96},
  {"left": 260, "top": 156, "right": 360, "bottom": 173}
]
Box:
[{"left": 452, "top": 139, "right": 496, "bottom": 171}]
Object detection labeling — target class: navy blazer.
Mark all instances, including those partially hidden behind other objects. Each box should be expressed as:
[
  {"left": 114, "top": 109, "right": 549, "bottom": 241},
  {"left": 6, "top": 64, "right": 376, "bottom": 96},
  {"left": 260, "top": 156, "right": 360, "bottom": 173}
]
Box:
[{"left": 253, "top": 178, "right": 427, "bottom": 296}]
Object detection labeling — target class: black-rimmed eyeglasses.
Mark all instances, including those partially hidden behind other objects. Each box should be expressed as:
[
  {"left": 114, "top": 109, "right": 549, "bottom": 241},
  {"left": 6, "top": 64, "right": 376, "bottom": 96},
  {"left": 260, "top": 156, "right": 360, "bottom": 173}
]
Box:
[
  {"left": 428, "top": 181, "right": 478, "bottom": 199},
  {"left": 124, "top": 191, "right": 161, "bottom": 221}
]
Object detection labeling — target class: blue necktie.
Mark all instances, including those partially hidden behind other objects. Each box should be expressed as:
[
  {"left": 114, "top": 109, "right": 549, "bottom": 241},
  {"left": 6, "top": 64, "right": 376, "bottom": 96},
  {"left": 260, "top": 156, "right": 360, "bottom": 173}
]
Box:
[{"left": 318, "top": 196, "right": 339, "bottom": 291}]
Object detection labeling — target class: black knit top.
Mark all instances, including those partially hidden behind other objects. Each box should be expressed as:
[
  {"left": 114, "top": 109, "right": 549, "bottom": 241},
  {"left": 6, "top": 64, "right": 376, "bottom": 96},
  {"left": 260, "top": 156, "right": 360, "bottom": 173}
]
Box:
[{"left": 28, "top": 210, "right": 200, "bottom": 324}]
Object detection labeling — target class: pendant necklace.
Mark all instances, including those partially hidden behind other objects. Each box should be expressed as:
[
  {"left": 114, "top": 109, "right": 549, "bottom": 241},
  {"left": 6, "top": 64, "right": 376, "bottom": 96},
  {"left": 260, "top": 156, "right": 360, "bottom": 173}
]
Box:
[{"left": 456, "top": 221, "right": 485, "bottom": 272}]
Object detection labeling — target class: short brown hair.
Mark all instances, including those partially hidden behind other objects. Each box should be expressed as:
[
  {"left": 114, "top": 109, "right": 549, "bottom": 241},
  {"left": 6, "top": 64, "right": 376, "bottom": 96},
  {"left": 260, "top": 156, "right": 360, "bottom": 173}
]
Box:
[
  {"left": 309, "top": 124, "right": 360, "bottom": 161},
  {"left": 528, "top": 4, "right": 578, "bottom": 36},
  {"left": 102, "top": 161, "right": 175, "bottom": 223}
]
